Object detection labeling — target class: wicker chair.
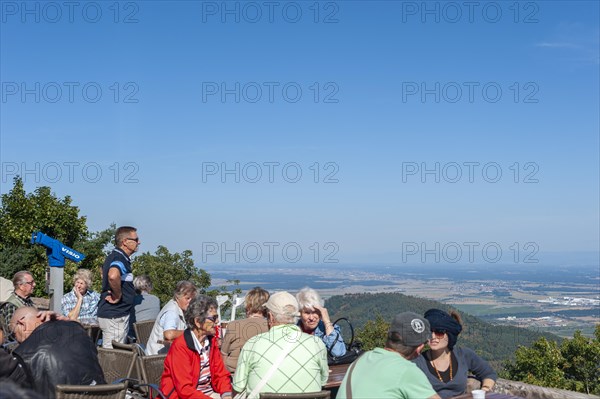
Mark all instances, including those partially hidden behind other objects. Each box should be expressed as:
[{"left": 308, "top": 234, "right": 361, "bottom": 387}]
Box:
[
  {"left": 133, "top": 320, "right": 155, "bottom": 348},
  {"left": 82, "top": 325, "right": 102, "bottom": 346},
  {"left": 137, "top": 354, "right": 167, "bottom": 398},
  {"left": 97, "top": 348, "right": 137, "bottom": 384},
  {"left": 259, "top": 392, "right": 331, "bottom": 399},
  {"left": 111, "top": 341, "right": 146, "bottom": 357},
  {"left": 109, "top": 340, "right": 147, "bottom": 383},
  {"left": 55, "top": 382, "right": 128, "bottom": 399}
]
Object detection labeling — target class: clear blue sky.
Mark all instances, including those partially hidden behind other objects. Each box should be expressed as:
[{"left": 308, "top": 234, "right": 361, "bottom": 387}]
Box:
[{"left": 1, "top": 1, "right": 598, "bottom": 267}]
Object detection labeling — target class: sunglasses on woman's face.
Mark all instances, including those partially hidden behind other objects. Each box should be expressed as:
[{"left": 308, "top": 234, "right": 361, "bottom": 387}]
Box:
[
  {"left": 431, "top": 329, "right": 447, "bottom": 338},
  {"left": 205, "top": 315, "right": 219, "bottom": 323}
]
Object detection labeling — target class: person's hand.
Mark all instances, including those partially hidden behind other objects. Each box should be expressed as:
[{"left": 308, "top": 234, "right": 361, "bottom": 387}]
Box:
[
  {"left": 313, "top": 304, "right": 331, "bottom": 324},
  {"left": 105, "top": 291, "right": 121, "bottom": 304},
  {"left": 74, "top": 287, "right": 83, "bottom": 300},
  {"left": 37, "top": 310, "right": 69, "bottom": 322}
]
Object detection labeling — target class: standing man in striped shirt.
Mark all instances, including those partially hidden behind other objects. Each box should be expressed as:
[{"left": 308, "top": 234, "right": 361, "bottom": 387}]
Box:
[{"left": 97, "top": 226, "right": 140, "bottom": 348}]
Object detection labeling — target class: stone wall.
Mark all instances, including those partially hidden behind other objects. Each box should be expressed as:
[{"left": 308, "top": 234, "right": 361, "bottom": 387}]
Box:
[{"left": 468, "top": 377, "right": 600, "bottom": 399}]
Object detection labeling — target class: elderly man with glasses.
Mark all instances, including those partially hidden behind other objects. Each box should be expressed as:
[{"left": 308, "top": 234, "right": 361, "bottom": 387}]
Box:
[
  {"left": 0, "top": 271, "right": 37, "bottom": 340},
  {"left": 97, "top": 226, "right": 140, "bottom": 348}
]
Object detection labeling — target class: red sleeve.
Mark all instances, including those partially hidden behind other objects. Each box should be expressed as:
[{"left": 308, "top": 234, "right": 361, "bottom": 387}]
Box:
[
  {"left": 163, "top": 337, "right": 214, "bottom": 399},
  {"left": 210, "top": 335, "right": 232, "bottom": 394}
]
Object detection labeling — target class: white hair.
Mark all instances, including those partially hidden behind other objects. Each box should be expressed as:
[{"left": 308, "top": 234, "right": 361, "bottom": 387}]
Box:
[
  {"left": 296, "top": 287, "right": 323, "bottom": 311},
  {"left": 269, "top": 310, "right": 298, "bottom": 324}
]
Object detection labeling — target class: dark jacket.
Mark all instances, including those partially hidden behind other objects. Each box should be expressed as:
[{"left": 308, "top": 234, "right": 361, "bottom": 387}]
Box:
[
  {"left": 0, "top": 346, "right": 30, "bottom": 387},
  {"left": 14, "top": 320, "right": 105, "bottom": 399}
]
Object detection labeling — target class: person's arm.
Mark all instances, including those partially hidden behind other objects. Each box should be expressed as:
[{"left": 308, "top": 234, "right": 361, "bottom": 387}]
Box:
[
  {"left": 318, "top": 341, "right": 330, "bottom": 385},
  {"left": 1, "top": 303, "right": 17, "bottom": 335},
  {"left": 463, "top": 347, "right": 497, "bottom": 390},
  {"left": 481, "top": 378, "right": 496, "bottom": 392},
  {"left": 428, "top": 394, "right": 442, "bottom": 399},
  {"left": 105, "top": 267, "right": 122, "bottom": 304},
  {"left": 164, "top": 329, "right": 184, "bottom": 341},
  {"left": 162, "top": 307, "right": 185, "bottom": 341},
  {"left": 314, "top": 304, "right": 334, "bottom": 336},
  {"left": 322, "top": 323, "right": 346, "bottom": 357},
  {"left": 313, "top": 304, "right": 346, "bottom": 356},
  {"left": 232, "top": 342, "right": 252, "bottom": 393},
  {"left": 67, "top": 289, "right": 84, "bottom": 321}
]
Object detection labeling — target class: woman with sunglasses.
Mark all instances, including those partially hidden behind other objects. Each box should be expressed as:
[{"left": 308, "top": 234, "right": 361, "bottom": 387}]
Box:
[
  {"left": 161, "top": 294, "right": 232, "bottom": 399},
  {"left": 146, "top": 281, "right": 197, "bottom": 355},
  {"left": 414, "top": 309, "right": 497, "bottom": 398}
]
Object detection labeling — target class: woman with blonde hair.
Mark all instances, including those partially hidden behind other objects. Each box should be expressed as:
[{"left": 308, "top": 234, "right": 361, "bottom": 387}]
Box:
[
  {"left": 61, "top": 269, "right": 101, "bottom": 325},
  {"left": 221, "top": 287, "right": 270, "bottom": 373}
]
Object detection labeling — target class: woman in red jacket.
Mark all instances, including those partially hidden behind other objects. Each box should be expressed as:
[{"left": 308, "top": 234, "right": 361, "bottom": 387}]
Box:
[{"left": 161, "top": 295, "right": 232, "bottom": 399}]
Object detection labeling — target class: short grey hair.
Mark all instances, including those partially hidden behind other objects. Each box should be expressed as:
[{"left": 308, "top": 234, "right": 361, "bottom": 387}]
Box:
[
  {"left": 115, "top": 226, "right": 137, "bottom": 247},
  {"left": 268, "top": 309, "right": 297, "bottom": 324},
  {"left": 134, "top": 275, "right": 153, "bottom": 293},
  {"left": 12, "top": 271, "right": 33, "bottom": 289},
  {"left": 184, "top": 294, "right": 218, "bottom": 330},
  {"left": 72, "top": 269, "right": 93, "bottom": 289},
  {"left": 296, "top": 287, "right": 322, "bottom": 311},
  {"left": 173, "top": 281, "right": 197, "bottom": 300}
]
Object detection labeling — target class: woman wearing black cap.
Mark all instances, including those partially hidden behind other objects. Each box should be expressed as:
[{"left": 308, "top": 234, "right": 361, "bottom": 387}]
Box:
[{"left": 413, "top": 309, "right": 497, "bottom": 398}]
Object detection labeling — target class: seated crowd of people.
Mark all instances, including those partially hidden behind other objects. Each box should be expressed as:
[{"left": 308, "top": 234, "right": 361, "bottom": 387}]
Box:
[
  {"left": 0, "top": 273, "right": 497, "bottom": 399},
  {"left": 0, "top": 229, "right": 496, "bottom": 399}
]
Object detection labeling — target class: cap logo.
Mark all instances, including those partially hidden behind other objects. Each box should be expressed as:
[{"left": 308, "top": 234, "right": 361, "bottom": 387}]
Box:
[{"left": 411, "top": 319, "right": 425, "bottom": 333}]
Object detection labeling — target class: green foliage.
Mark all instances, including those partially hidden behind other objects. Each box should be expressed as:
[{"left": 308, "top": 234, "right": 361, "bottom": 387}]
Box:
[
  {"left": 326, "top": 292, "right": 560, "bottom": 372},
  {"left": 504, "top": 338, "right": 567, "bottom": 388},
  {"left": 0, "top": 178, "right": 239, "bottom": 308},
  {"left": 560, "top": 328, "right": 600, "bottom": 394},
  {"left": 0, "top": 245, "right": 37, "bottom": 281},
  {"left": 503, "top": 325, "right": 600, "bottom": 395},
  {"left": 132, "top": 246, "right": 212, "bottom": 305},
  {"left": 0, "top": 177, "right": 87, "bottom": 249},
  {"left": 355, "top": 314, "right": 390, "bottom": 350},
  {"left": 63, "top": 226, "right": 116, "bottom": 294},
  {"left": 0, "top": 177, "right": 89, "bottom": 297},
  {"left": 132, "top": 246, "right": 241, "bottom": 307}
]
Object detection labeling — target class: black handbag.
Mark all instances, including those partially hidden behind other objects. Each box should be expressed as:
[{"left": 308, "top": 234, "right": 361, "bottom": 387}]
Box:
[{"left": 326, "top": 317, "right": 364, "bottom": 365}]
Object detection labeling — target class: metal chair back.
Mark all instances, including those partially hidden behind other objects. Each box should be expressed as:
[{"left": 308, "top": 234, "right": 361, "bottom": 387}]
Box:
[
  {"left": 137, "top": 354, "right": 167, "bottom": 398},
  {"left": 97, "top": 348, "right": 137, "bottom": 384},
  {"left": 133, "top": 320, "right": 155, "bottom": 348}
]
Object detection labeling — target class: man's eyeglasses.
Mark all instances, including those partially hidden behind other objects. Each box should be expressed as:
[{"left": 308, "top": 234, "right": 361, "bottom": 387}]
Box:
[
  {"left": 205, "top": 315, "right": 219, "bottom": 323},
  {"left": 126, "top": 237, "right": 139, "bottom": 242},
  {"left": 431, "top": 329, "right": 447, "bottom": 338},
  {"left": 21, "top": 280, "right": 35, "bottom": 286}
]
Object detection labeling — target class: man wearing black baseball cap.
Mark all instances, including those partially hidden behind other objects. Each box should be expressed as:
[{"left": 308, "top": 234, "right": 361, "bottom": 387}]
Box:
[{"left": 337, "top": 312, "right": 441, "bottom": 399}]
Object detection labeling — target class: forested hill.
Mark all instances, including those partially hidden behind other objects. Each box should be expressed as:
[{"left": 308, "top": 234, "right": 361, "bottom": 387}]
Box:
[{"left": 325, "top": 292, "right": 560, "bottom": 369}]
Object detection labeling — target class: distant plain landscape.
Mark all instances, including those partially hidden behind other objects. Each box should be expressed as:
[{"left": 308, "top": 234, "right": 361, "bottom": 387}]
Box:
[{"left": 206, "top": 263, "right": 600, "bottom": 338}]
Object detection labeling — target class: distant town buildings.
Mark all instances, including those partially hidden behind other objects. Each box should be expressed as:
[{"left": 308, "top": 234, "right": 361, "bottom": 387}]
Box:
[{"left": 537, "top": 296, "right": 600, "bottom": 306}]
